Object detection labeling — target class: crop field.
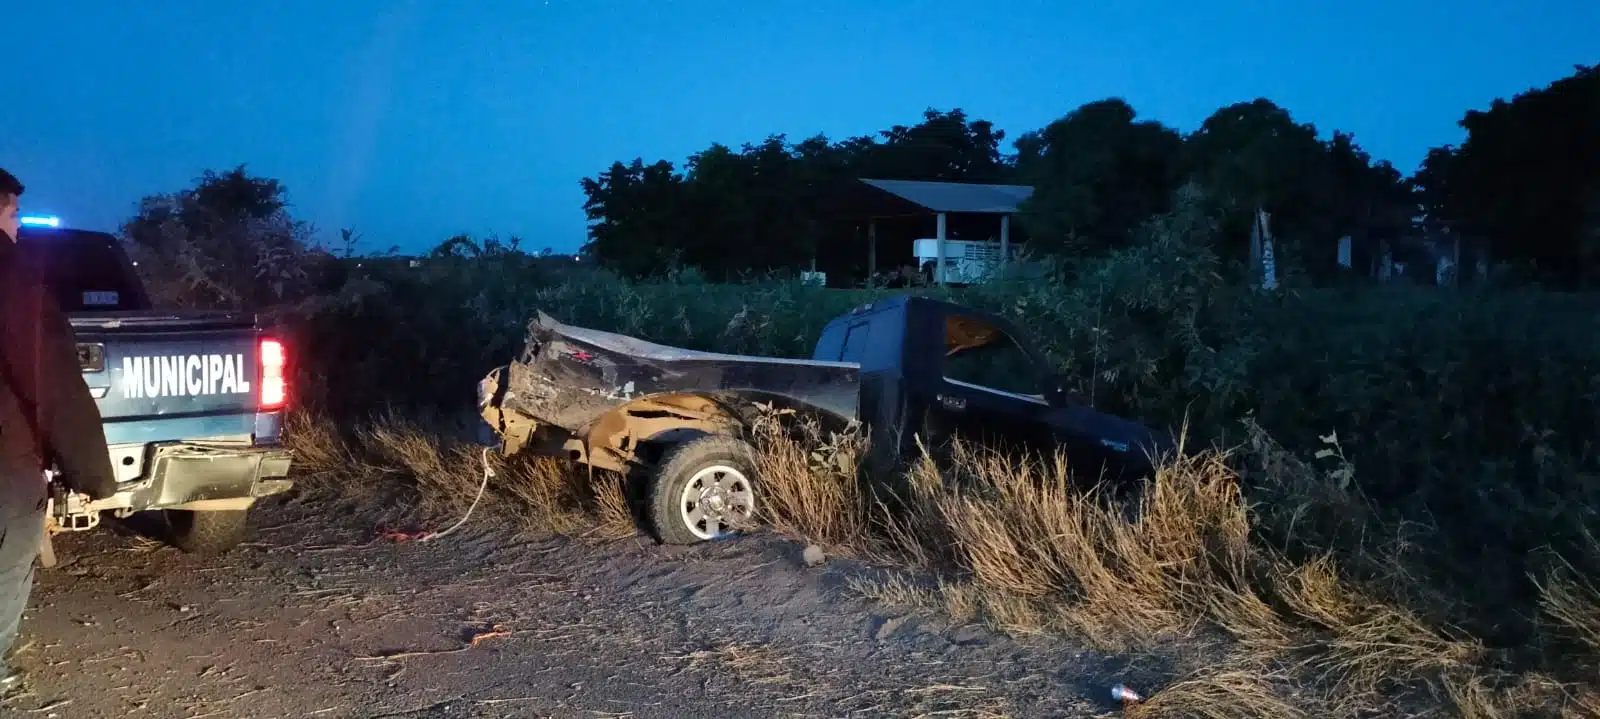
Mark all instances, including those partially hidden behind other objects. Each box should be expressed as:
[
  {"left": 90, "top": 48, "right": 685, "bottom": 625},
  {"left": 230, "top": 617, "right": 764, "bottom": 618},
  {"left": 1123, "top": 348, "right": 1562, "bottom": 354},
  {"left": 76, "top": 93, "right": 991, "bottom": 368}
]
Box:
[{"left": 241, "top": 231, "right": 1600, "bottom": 717}]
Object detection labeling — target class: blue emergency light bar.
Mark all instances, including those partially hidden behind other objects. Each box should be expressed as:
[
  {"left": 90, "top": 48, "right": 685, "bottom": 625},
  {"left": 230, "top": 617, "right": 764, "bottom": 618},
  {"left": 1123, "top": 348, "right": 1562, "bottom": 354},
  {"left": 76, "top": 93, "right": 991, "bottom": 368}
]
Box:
[{"left": 20, "top": 215, "right": 61, "bottom": 228}]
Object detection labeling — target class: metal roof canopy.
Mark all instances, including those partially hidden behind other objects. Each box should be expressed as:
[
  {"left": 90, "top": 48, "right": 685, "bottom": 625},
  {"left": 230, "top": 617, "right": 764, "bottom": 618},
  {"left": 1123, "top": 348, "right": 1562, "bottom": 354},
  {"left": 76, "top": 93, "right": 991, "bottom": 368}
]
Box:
[
  {"left": 856, "top": 178, "right": 1034, "bottom": 216},
  {"left": 823, "top": 179, "right": 1032, "bottom": 287}
]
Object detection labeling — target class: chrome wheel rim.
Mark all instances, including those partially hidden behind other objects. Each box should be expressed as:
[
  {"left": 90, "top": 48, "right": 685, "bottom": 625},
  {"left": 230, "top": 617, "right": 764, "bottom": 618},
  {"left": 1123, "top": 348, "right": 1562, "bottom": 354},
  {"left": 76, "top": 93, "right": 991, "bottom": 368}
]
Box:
[{"left": 678, "top": 464, "right": 755, "bottom": 540}]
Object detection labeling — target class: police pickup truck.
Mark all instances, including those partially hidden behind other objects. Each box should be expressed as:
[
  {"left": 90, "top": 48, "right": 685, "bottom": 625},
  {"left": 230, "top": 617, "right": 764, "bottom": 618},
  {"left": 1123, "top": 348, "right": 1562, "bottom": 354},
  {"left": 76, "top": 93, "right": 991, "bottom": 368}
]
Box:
[{"left": 17, "top": 216, "right": 293, "bottom": 554}]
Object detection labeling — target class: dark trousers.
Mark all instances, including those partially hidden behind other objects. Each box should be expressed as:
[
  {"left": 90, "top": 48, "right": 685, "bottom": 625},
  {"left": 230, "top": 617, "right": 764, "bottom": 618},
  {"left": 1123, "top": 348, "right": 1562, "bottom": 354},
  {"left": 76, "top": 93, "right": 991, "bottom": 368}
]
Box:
[{"left": 0, "top": 496, "right": 44, "bottom": 664}]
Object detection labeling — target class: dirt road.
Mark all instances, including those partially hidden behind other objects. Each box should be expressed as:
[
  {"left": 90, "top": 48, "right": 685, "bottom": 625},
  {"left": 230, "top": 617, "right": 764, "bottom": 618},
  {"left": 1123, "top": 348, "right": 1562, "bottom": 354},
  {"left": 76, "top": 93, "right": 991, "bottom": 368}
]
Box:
[{"left": 5, "top": 498, "right": 1146, "bottom": 718}]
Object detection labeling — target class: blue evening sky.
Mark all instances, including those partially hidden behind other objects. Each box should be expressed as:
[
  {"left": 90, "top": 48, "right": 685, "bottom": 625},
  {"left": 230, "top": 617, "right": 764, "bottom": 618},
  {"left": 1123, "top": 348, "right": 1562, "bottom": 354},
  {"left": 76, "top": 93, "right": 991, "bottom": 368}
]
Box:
[{"left": 3, "top": 1, "right": 1594, "bottom": 254}]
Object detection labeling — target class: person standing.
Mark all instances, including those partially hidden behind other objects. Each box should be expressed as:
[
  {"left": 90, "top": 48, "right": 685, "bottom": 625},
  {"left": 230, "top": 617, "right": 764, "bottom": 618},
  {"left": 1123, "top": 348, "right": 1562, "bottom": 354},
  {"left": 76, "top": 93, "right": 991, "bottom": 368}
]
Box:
[{"left": 0, "top": 168, "right": 118, "bottom": 694}]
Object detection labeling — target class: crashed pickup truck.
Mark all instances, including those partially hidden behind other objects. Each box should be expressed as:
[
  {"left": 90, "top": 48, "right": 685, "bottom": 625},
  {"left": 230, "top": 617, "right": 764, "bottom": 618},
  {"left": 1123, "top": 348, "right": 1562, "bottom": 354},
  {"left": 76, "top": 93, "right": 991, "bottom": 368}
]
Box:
[
  {"left": 18, "top": 221, "right": 294, "bottom": 555},
  {"left": 478, "top": 294, "right": 1171, "bottom": 544}
]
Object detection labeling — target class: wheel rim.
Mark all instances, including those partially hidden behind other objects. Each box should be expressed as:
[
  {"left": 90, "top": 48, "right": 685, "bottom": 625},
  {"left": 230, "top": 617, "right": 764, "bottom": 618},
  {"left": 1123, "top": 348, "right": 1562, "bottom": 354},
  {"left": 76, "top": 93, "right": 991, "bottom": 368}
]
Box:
[{"left": 678, "top": 464, "right": 755, "bottom": 540}]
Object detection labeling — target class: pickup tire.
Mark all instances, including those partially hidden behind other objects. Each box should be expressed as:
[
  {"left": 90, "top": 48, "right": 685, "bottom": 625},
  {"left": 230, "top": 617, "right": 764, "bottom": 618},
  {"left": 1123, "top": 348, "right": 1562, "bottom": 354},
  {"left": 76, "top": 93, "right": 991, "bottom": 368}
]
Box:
[
  {"left": 648, "top": 435, "right": 759, "bottom": 545},
  {"left": 164, "top": 509, "right": 250, "bottom": 555}
]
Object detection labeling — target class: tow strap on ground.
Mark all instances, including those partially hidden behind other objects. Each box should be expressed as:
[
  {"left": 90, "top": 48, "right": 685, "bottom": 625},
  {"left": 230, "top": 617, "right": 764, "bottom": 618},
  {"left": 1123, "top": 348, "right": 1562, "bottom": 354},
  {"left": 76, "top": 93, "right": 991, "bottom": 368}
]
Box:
[
  {"left": 419, "top": 446, "right": 494, "bottom": 542},
  {"left": 383, "top": 446, "right": 494, "bottom": 543}
]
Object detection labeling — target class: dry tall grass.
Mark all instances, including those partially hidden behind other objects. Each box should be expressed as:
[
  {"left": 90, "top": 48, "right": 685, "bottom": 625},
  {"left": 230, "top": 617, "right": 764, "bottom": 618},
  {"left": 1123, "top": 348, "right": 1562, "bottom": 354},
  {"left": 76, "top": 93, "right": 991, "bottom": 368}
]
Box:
[
  {"left": 283, "top": 410, "right": 634, "bottom": 538},
  {"left": 743, "top": 407, "right": 875, "bottom": 552},
  {"left": 281, "top": 407, "right": 1600, "bottom": 717}
]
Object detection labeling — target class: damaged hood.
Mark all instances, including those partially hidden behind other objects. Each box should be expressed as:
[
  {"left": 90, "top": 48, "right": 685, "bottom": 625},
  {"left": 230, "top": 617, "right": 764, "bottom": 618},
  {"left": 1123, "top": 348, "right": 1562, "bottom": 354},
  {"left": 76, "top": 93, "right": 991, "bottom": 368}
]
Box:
[{"left": 479, "top": 311, "right": 861, "bottom": 442}]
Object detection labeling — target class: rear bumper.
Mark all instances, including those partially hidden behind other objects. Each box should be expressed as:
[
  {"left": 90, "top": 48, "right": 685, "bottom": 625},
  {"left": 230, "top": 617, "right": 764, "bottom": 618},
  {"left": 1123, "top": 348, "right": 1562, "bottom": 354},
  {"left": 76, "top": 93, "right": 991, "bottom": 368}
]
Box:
[{"left": 94, "top": 441, "right": 295, "bottom": 513}]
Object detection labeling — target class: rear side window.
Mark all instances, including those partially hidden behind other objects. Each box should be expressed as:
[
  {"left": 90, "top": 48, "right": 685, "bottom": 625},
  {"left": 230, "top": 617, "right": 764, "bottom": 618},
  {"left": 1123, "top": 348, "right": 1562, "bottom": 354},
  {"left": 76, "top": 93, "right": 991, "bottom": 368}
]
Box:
[
  {"left": 840, "top": 321, "right": 871, "bottom": 363},
  {"left": 16, "top": 228, "right": 150, "bottom": 311}
]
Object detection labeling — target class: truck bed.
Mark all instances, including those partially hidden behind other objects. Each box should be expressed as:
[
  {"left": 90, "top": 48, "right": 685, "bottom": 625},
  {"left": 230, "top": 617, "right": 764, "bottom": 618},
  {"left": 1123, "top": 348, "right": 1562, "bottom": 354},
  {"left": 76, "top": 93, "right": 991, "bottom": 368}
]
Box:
[{"left": 480, "top": 312, "right": 861, "bottom": 457}]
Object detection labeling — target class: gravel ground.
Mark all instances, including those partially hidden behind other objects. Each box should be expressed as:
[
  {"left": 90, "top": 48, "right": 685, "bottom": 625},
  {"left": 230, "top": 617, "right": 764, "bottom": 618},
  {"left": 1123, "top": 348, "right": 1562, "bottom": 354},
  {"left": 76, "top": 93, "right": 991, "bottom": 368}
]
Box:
[{"left": 4, "top": 499, "right": 1164, "bottom": 718}]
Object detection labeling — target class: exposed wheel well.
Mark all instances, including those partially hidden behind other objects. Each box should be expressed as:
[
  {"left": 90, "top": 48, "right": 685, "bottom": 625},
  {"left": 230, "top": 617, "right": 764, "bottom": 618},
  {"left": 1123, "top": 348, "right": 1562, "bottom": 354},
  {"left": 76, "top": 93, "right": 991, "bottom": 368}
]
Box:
[
  {"left": 568, "top": 391, "right": 850, "bottom": 473},
  {"left": 574, "top": 392, "right": 745, "bottom": 472}
]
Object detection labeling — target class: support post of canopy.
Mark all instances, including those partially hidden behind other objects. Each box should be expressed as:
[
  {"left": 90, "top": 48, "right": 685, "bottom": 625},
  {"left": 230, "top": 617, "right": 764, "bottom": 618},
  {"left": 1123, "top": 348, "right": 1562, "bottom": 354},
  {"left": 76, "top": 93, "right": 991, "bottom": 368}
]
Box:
[
  {"left": 867, "top": 219, "right": 878, "bottom": 287},
  {"left": 999, "top": 214, "right": 1011, "bottom": 275}
]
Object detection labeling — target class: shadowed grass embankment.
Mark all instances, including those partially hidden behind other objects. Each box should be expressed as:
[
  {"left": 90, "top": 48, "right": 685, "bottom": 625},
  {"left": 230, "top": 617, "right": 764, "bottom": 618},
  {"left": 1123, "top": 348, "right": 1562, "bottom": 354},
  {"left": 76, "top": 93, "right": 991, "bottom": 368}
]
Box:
[{"left": 282, "top": 408, "right": 1600, "bottom": 717}]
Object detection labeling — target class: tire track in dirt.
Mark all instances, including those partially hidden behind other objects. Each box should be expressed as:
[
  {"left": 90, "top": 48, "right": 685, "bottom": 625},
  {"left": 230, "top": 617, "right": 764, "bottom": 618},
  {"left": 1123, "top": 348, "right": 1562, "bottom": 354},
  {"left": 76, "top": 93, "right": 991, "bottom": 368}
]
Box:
[{"left": 8, "top": 499, "right": 1149, "bottom": 718}]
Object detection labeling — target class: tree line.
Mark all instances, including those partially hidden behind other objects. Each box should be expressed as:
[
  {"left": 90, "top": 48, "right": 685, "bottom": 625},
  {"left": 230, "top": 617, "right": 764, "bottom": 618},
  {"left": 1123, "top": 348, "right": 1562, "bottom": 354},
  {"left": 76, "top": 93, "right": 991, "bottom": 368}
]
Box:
[{"left": 580, "top": 64, "right": 1600, "bottom": 289}]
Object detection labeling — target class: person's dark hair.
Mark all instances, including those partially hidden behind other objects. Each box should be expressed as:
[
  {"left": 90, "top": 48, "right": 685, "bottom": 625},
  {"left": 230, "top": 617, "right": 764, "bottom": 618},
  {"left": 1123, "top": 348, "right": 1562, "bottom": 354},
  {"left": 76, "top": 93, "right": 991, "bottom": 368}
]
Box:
[{"left": 0, "top": 167, "right": 22, "bottom": 199}]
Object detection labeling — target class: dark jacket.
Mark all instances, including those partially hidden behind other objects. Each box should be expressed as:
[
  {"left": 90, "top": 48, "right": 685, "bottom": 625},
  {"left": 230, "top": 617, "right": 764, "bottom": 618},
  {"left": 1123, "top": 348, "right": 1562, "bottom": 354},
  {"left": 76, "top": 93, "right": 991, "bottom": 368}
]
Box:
[{"left": 0, "top": 233, "right": 118, "bottom": 508}]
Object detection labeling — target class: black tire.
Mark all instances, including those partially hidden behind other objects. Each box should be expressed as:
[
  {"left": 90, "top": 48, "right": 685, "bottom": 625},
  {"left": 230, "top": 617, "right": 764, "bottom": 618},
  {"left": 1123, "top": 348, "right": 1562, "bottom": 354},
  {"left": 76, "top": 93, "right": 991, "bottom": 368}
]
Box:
[
  {"left": 647, "top": 435, "right": 759, "bottom": 545},
  {"left": 164, "top": 509, "right": 251, "bottom": 555}
]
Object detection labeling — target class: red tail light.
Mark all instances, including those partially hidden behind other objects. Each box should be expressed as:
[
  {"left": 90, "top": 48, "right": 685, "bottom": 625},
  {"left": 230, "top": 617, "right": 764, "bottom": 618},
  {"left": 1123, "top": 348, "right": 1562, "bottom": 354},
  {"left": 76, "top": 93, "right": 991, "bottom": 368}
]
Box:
[{"left": 259, "top": 338, "right": 287, "bottom": 410}]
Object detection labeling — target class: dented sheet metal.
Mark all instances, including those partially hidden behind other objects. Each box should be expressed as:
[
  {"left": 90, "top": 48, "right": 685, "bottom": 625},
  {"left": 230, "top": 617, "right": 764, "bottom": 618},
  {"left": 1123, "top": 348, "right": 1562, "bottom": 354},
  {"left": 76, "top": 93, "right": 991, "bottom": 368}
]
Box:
[{"left": 478, "top": 311, "right": 861, "bottom": 454}]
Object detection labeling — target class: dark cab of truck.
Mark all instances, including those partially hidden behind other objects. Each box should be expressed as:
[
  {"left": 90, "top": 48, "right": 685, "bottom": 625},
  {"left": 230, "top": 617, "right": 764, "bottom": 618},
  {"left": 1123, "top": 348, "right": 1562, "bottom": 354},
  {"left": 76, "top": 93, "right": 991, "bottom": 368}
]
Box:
[
  {"left": 16, "top": 224, "right": 293, "bottom": 552},
  {"left": 811, "top": 295, "right": 1173, "bottom": 483}
]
